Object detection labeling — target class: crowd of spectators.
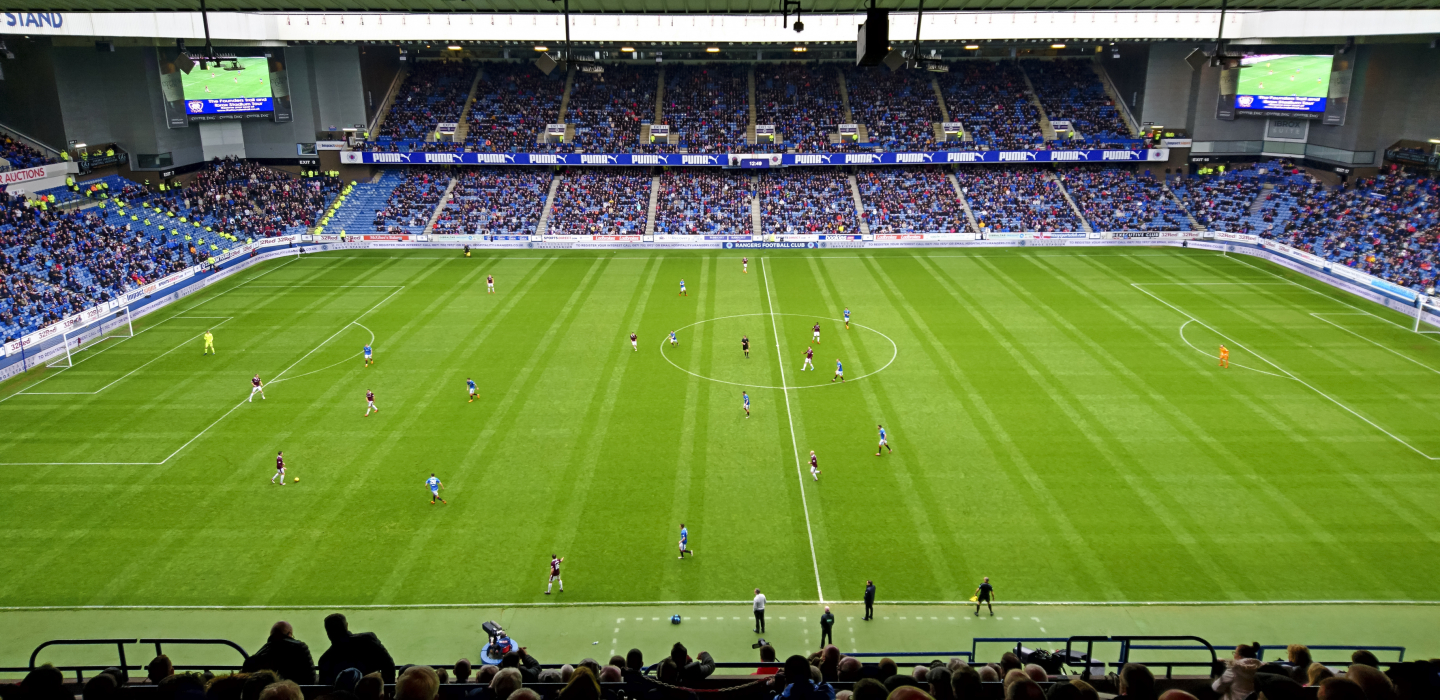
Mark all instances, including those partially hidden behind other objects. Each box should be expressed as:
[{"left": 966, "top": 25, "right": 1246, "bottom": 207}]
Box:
[
  {"left": 1171, "top": 164, "right": 1269, "bottom": 233},
  {"left": 373, "top": 167, "right": 450, "bottom": 233},
  {"left": 465, "top": 62, "right": 566, "bottom": 153},
  {"left": 937, "top": 61, "right": 1043, "bottom": 150},
  {"left": 1260, "top": 165, "right": 1440, "bottom": 293},
  {"left": 858, "top": 167, "right": 969, "bottom": 233},
  {"left": 0, "top": 135, "right": 52, "bottom": 170},
  {"left": 0, "top": 192, "right": 189, "bottom": 341},
  {"left": 956, "top": 167, "right": 1082, "bottom": 232},
  {"left": 661, "top": 64, "right": 750, "bottom": 154},
  {"left": 755, "top": 64, "right": 846, "bottom": 153},
  {"left": 380, "top": 60, "right": 476, "bottom": 143},
  {"left": 564, "top": 64, "right": 659, "bottom": 153},
  {"left": 1022, "top": 60, "right": 1133, "bottom": 147},
  {"left": 153, "top": 158, "right": 339, "bottom": 239},
  {"left": 759, "top": 169, "right": 857, "bottom": 234},
  {"left": 546, "top": 168, "right": 650, "bottom": 235},
  {"left": 843, "top": 67, "right": 944, "bottom": 152},
  {"left": 431, "top": 168, "right": 552, "bottom": 236},
  {"left": 1059, "top": 167, "right": 1193, "bottom": 232},
  {"left": 653, "top": 169, "right": 753, "bottom": 235}
]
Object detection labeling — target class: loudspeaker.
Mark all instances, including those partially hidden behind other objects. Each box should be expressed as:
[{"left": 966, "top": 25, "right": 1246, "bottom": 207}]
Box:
[
  {"left": 1184, "top": 48, "right": 1207, "bottom": 71},
  {"left": 881, "top": 49, "right": 907, "bottom": 72},
  {"left": 175, "top": 52, "right": 195, "bottom": 74},
  {"left": 534, "top": 52, "right": 561, "bottom": 76},
  {"left": 855, "top": 7, "right": 889, "bottom": 66}
]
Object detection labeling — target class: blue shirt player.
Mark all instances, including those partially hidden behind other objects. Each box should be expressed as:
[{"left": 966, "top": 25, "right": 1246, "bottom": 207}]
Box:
[
  {"left": 427, "top": 473, "right": 447, "bottom": 505},
  {"left": 844, "top": 308, "right": 851, "bottom": 330},
  {"left": 678, "top": 523, "right": 694, "bottom": 558},
  {"left": 876, "top": 424, "right": 893, "bottom": 456},
  {"left": 363, "top": 343, "right": 373, "bottom": 367},
  {"left": 467, "top": 377, "right": 478, "bottom": 404},
  {"left": 831, "top": 358, "right": 844, "bottom": 383},
  {"left": 742, "top": 391, "right": 750, "bottom": 418},
  {"left": 669, "top": 331, "right": 678, "bottom": 347},
  {"left": 679, "top": 278, "right": 687, "bottom": 297}
]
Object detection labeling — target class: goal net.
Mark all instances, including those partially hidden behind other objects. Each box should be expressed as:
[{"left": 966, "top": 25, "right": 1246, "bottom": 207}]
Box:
[{"left": 47, "top": 307, "right": 135, "bottom": 369}]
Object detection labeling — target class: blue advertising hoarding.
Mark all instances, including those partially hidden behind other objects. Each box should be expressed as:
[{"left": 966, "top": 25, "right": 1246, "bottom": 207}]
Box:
[
  {"left": 1234, "top": 94, "right": 1326, "bottom": 113},
  {"left": 343, "top": 149, "right": 1170, "bottom": 167},
  {"left": 185, "top": 96, "right": 275, "bottom": 115}
]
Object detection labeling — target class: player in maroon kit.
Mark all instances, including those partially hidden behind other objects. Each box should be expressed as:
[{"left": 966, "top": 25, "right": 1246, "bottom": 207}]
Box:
[
  {"left": 365, "top": 390, "right": 379, "bottom": 417},
  {"left": 742, "top": 257, "right": 748, "bottom": 274},
  {"left": 487, "top": 275, "right": 495, "bottom": 294},
  {"left": 249, "top": 374, "right": 266, "bottom": 402},
  {"left": 271, "top": 451, "right": 286, "bottom": 485},
  {"left": 812, "top": 322, "right": 821, "bottom": 344},
  {"left": 801, "top": 346, "right": 815, "bottom": 371},
  {"left": 809, "top": 450, "right": 821, "bottom": 481},
  {"left": 630, "top": 332, "right": 638, "bottom": 351},
  {"left": 545, "top": 555, "right": 565, "bottom": 594}
]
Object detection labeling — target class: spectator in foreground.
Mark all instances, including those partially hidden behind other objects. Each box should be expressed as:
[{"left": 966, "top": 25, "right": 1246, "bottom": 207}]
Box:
[
  {"left": 1345, "top": 664, "right": 1398, "bottom": 700},
  {"left": 1156, "top": 692, "right": 1198, "bottom": 700},
  {"left": 1212, "top": 643, "right": 1262, "bottom": 700},
  {"left": 1351, "top": 650, "right": 1382, "bottom": 669},
  {"left": 776, "top": 655, "right": 835, "bottom": 700},
  {"left": 754, "top": 645, "right": 781, "bottom": 675},
  {"left": 258, "top": 682, "right": 303, "bottom": 700},
  {"left": 489, "top": 668, "right": 523, "bottom": 700},
  {"left": 1046, "top": 680, "right": 1099, "bottom": 700},
  {"left": 1023, "top": 665, "right": 1047, "bottom": 684},
  {"left": 1004, "top": 679, "right": 1044, "bottom": 700},
  {"left": 83, "top": 672, "right": 121, "bottom": 700},
  {"left": 888, "top": 687, "right": 935, "bottom": 700},
  {"left": 148, "top": 655, "right": 176, "bottom": 684},
  {"left": 243, "top": 621, "right": 316, "bottom": 684},
  {"left": 354, "top": 673, "right": 384, "bottom": 700},
  {"left": 501, "top": 649, "right": 543, "bottom": 683},
  {"left": 19, "top": 665, "right": 70, "bottom": 700},
  {"left": 852, "top": 679, "right": 888, "bottom": 700},
  {"left": 558, "top": 667, "right": 601, "bottom": 700},
  {"left": 1307, "top": 663, "right": 1335, "bottom": 686},
  {"left": 241, "top": 672, "right": 279, "bottom": 700},
  {"left": 951, "top": 666, "right": 983, "bottom": 700},
  {"left": 1118, "top": 663, "right": 1155, "bottom": 700},
  {"left": 1285, "top": 645, "right": 1314, "bottom": 684},
  {"left": 454, "top": 659, "right": 473, "bottom": 684},
  {"left": 1318, "top": 678, "right": 1366, "bottom": 700},
  {"left": 318, "top": 614, "right": 395, "bottom": 684},
  {"left": 396, "top": 666, "right": 439, "bottom": 700}
]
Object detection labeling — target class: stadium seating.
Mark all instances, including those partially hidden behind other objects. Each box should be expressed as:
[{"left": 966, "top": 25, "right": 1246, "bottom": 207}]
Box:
[
  {"left": 324, "top": 171, "right": 406, "bottom": 237},
  {"left": 1023, "top": 60, "right": 1135, "bottom": 147},
  {"left": 380, "top": 60, "right": 476, "bottom": 142},
  {"left": 564, "top": 64, "right": 660, "bottom": 154},
  {"left": 754, "top": 63, "right": 845, "bottom": 152},
  {"left": 661, "top": 64, "right": 749, "bottom": 154},
  {"left": 1060, "top": 166, "right": 1193, "bottom": 232},
  {"left": 956, "top": 166, "right": 1082, "bottom": 232},
  {"left": 466, "top": 62, "right": 566, "bottom": 153},
  {"left": 842, "top": 67, "right": 944, "bottom": 152},
  {"left": 936, "top": 61, "right": 1043, "bottom": 151},
  {"left": 373, "top": 167, "right": 450, "bottom": 234},
  {"left": 0, "top": 135, "right": 52, "bottom": 170},
  {"left": 545, "top": 168, "right": 650, "bottom": 235},
  {"left": 151, "top": 158, "right": 340, "bottom": 239},
  {"left": 431, "top": 167, "right": 552, "bottom": 236},
  {"left": 857, "top": 166, "right": 970, "bottom": 234},
  {"left": 653, "top": 168, "right": 753, "bottom": 235},
  {"left": 758, "top": 169, "right": 857, "bottom": 234}
]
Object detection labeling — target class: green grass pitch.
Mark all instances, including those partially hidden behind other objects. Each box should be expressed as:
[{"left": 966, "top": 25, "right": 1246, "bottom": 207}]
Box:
[
  {"left": 1, "top": 247, "right": 1438, "bottom": 609},
  {"left": 1237, "top": 55, "right": 1331, "bottom": 98},
  {"left": 182, "top": 57, "right": 272, "bottom": 102}
]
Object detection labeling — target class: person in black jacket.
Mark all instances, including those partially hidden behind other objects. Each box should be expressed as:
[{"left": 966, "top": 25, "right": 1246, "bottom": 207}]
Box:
[
  {"left": 500, "top": 649, "right": 542, "bottom": 683},
  {"left": 242, "top": 621, "right": 316, "bottom": 684},
  {"left": 317, "top": 614, "right": 396, "bottom": 685},
  {"left": 863, "top": 581, "right": 876, "bottom": 621},
  {"left": 819, "top": 607, "right": 835, "bottom": 648}
]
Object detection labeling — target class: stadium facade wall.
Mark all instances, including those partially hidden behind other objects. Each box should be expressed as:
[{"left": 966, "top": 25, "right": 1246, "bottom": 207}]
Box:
[
  {"left": 0, "top": 37, "right": 67, "bottom": 151},
  {"left": 1098, "top": 44, "right": 1150, "bottom": 126},
  {"left": 1139, "top": 43, "right": 1201, "bottom": 135},
  {"left": 356, "top": 45, "right": 402, "bottom": 128},
  {"left": 1306, "top": 44, "right": 1440, "bottom": 157},
  {"left": 4, "top": 232, "right": 1437, "bottom": 382},
  {"left": 1190, "top": 61, "right": 1268, "bottom": 144},
  {"left": 50, "top": 46, "right": 204, "bottom": 168}
]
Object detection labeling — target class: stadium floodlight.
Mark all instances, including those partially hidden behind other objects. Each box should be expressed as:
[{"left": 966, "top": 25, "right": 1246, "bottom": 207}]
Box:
[
  {"left": 48, "top": 307, "right": 134, "bottom": 369},
  {"left": 621, "top": 46, "right": 635, "bottom": 52},
  {"left": 447, "top": 45, "right": 462, "bottom": 50},
  {"left": 706, "top": 47, "right": 720, "bottom": 53},
  {"left": 793, "top": 46, "right": 807, "bottom": 53},
  {"left": 1050, "top": 43, "right": 1066, "bottom": 49},
  {"left": 793, "top": 20, "right": 804, "bottom": 33},
  {"left": 964, "top": 44, "right": 979, "bottom": 50},
  {"left": 534, "top": 45, "right": 548, "bottom": 52}
]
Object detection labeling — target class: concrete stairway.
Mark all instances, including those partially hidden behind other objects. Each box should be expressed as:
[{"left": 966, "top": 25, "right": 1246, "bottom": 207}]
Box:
[
  {"left": 557, "top": 66, "right": 576, "bottom": 122},
  {"left": 452, "top": 66, "right": 484, "bottom": 142},
  {"left": 947, "top": 172, "right": 981, "bottom": 233},
  {"left": 1093, "top": 59, "right": 1141, "bottom": 138},
  {"left": 645, "top": 175, "right": 660, "bottom": 236},
  {"left": 1018, "top": 63, "right": 1058, "bottom": 142},
  {"left": 368, "top": 66, "right": 409, "bottom": 137},
  {"left": 423, "top": 177, "right": 459, "bottom": 234},
  {"left": 848, "top": 174, "right": 870, "bottom": 235},
  {"left": 1161, "top": 180, "right": 1204, "bottom": 231},
  {"left": 1050, "top": 172, "right": 1094, "bottom": 234},
  {"left": 750, "top": 176, "right": 762, "bottom": 236},
  {"left": 746, "top": 65, "right": 758, "bottom": 145},
  {"left": 536, "top": 172, "right": 563, "bottom": 235}
]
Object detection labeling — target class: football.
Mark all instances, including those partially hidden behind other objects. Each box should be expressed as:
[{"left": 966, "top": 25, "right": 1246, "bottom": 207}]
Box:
[{"left": 293, "top": 478, "right": 300, "bottom": 483}]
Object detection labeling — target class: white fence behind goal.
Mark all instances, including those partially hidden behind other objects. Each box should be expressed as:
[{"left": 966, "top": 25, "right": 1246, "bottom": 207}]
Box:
[{"left": 47, "top": 307, "right": 134, "bottom": 369}]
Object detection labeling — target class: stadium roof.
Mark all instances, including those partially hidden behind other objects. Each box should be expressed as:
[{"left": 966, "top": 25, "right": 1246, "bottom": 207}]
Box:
[{"left": 4, "top": 0, "right": 1437, "bottom": 12}]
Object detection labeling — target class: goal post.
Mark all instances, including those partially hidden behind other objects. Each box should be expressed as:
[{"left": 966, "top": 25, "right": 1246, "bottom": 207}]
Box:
[
  {"left": 46, "top": 307, "right": 134, "bottom": 369},
  {"left": 1414, "top": 294, "right": 1439, "bottom": 334}
]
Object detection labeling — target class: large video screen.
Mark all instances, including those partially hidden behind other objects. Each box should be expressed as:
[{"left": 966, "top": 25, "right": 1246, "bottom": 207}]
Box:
[
  {"left": 181, "top": 57, "right": 274, "bottom": 115},
  {"left": 1235, "top": 54, "right": 1333, "bottom": 114}
]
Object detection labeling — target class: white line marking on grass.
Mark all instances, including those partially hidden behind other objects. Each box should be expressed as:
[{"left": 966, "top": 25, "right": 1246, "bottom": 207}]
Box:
[
  {"left": 657, "top": 312, "right": 897, "bottom": 390},
  {"left": 1225, "top": 254, "right": 1440, "bottom": 340},
  {"left": 1133, "top": 282, "right": 1439, "bottom": 461},
  {"left": 761, "top": 257, "right": 825, "bottom": 604},
  {"left": 18, "top": 318, "right": 236, "bottom": 397},
  {"left": 1310, "top": 313, "right": 1440, "bottom": 376},
  {"left": 1177, "top": 320, "right": 1287, "bottom": 379}
]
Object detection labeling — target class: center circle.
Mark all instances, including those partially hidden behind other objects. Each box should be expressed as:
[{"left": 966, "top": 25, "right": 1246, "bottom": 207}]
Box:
[{"left": 659, "top": 312, "right": 898, "bottom": 390}]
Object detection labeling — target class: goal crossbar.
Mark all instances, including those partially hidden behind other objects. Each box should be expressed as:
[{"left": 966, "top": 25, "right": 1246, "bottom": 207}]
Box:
[{"left": 47, "top": 307, "right": 135, "bottom": 369}]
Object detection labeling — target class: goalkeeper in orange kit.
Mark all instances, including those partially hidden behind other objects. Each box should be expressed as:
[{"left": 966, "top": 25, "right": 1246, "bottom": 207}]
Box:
[{"left": 1219, "top": 344, "right": 1229, "bottom": 368}]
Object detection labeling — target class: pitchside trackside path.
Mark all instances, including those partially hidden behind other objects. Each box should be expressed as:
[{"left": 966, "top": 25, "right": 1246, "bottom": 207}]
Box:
[{"left": 0, "top": 248, "right": 1436, "bottom": 617}]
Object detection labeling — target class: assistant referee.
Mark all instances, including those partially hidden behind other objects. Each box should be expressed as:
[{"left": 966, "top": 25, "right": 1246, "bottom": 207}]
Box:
[{"left": 974, "top": 576, "right": 994, "bottom": 617}]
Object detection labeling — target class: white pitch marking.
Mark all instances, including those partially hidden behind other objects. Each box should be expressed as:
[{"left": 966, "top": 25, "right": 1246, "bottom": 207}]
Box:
[
  {"left": 657, "top": 312, "right": 897, "bottom": 391},
  {"left": 1310, "top": 313, "right": 1440, "bottom": 375}
]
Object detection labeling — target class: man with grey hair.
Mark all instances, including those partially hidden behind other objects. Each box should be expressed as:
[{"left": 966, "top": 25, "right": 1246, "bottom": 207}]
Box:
[
  {"left": 1023, "top": 665, "right": 1047, "bottom": 683},
  {"left": 753, "top": 588, "right": 767, "bottom": 633},
  {"left": 395, "top": 666, "right": 439, "bottom": 700},
  {"left": 489, "top": 668, "right": 523, "bottom": 700}
]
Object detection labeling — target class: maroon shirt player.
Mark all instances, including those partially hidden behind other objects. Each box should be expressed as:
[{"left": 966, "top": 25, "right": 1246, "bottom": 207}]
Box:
[
  {"left": 365, "top": 390, "right": 379, "bottom": 417},
  {"left": 630, "top": 332, "right": 638, "bottom": 352},
  {"left": 272, "top": 451, "right": 286, "bottom": 485},
  {"left": 545, "top": 555, "right": 565, "bottom": 594},
  {"left": 742, "top": 257, "right": 749, "bottom": 274}
]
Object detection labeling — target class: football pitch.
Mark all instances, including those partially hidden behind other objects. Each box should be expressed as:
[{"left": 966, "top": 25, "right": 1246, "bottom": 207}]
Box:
[
  {"left": 2, "top": 247, "right": 1438, "bottom": 611},
  {"left": 1237, "top": 55, "right": 1331, "bottom": 98},
  {"left": 181, "top": 57, "right": 272, "bottom": 102}
]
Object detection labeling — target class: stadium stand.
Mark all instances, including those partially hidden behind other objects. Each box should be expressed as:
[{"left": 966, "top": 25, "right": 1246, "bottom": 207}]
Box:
[
  {"left": 661, "top": 64, "right": 750, "bottom": 154},
  {"left": 1171, "top": 164, "right": 1269, "bottom": 233},
  {"left": 857, "top": 166, "right": 970, "bottom": 234},
  {"left": 1023, "top": 59, "right": 1135, "bottom": 147},
  {"left": 324, "top": 172, "right": 406, "bottom": 238},
  {"left": 564, "top": 64, "right": 659, "bottom": 154},
  {"left": 754, "top": 63, "right": 845, "bottom": 152},
  {"left": 956, "top": 166, "right": 1083, "bottom": 232},
  {"left": 373, "top": 167, "right": 450, "bottom": 234},
  {"left": 465, "top": 62, "right": 566, "bottom": 153},
  {"left": 1060, "top": 166, "right": 1193, "bottom": 232},
  {"left": 0, "top": 135, "right": 52, "bottom": 170},
  {"left": 154, "top": 158, "right": 340, "bottom": 239},
  {"left": 653, "top": 168, "right": 753, "bottom": 235},
  {"left": 842, "top": 67, "right": 944, "bottom": 152},
  {"left": 1243, "top": 163, "right": 1328, "bottom": 236},
  {"left": 936, "top": 61, "right": 1043, "bottom": 151},
  {"left": 758, "top": 169, "right": 858, "bottom": 234},
  {"left": 378, "top": 60, "right": 476, "bottom": 146},
  {"left": 431, "top": 167, "right": 552, "bottom": 236},
  {"left": 545, "top": 168, "right": 651, "bottom": 235}
]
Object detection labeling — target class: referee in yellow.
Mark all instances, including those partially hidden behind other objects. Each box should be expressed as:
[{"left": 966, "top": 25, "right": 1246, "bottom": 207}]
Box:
[{"left": 203, "top": 330, "right": 215, "bottom": 355}]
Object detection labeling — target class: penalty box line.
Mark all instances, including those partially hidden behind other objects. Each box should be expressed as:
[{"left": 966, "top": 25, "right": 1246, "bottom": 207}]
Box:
[
  {"left": 0, "top": 286, "right": 405, "bottom": 467},
  {"left": 18, "top": 317, "right": 237, "bottom": 397},
  {"left": 1132, "top": 282, "right": 1440, "bottom": 461}
]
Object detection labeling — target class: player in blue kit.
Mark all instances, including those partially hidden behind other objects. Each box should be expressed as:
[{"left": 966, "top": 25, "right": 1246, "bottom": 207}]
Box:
[
  {"left": 875, "top": 424, "right": 893, "bottom": 456},
  {"left": 669, "top": 331, "right": 678, "bottom": 347},
  {"left": 679, "top": 279, "right": 687, "bottom": 296},
  {"left": 363, "top": 344, "right": 373, "bottom": 367},
  {"left": 832, "top": 359, "right": 844, "bottom": 383},
  {"left": 742, "top": 391, "right": 750, "bottom": 418},
  {"left": 844, "top": 308, "right": 851, "bottom": 329},
  {"left": 467, "top": 377, "right": 477, "bottom": 403},
  {"left": 678, "top": 524, "right": 694, "bottom": 559},
  {"left": 427, "top": 473, "right": 447, "bottom": 504}
]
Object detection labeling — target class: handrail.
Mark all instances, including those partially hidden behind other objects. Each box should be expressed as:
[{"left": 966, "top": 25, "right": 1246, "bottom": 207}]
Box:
[
  {"left": 0, "top": 120, "right": 64, "bottom": 158},
  {"left": 138, "top": 638, "right": 250, "bottom": 662},
  {"left": 971, "top": 637, "right": 1071, "bottom": 663},
  {"left": 28, "top": 639, "right": 138, "bottom": 683},
  {"left": 1066, "top": 635, "right": 1216, "bottom": 681}
]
